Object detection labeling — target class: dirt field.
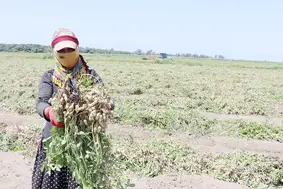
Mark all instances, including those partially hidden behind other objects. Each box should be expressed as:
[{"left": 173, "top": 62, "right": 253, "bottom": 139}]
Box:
[
  {"left": 0, "top": 110, "right": 252, "bottom": 189},
  {"left": 2, "top": 111, "right": 283, "bottom": 189},
  {"left": 0, "top": 151, "right": 249, "bottom": 189},
  {"left": 2, "top": 54, "right": 283, "bottom": 188}
]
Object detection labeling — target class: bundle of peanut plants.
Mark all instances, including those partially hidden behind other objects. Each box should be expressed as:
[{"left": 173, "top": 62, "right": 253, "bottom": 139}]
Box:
[{"left": 42, "top": 74, "right": 127, "bottom": 189}]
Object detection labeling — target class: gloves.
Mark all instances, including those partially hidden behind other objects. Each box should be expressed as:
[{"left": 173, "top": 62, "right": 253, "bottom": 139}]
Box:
[{"left": 44, "top": 106, "right": 64, "bottom": 128}]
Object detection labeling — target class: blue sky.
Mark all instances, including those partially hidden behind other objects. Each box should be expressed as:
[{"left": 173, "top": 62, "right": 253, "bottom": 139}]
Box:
[{"left": 1, "top": 0, "right": 282, "bottom": 61}]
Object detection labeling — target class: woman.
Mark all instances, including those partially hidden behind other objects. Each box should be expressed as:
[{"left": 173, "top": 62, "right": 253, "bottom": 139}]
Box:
[{"left": 32, "top": 28, "right": 107, "bottom": 189}]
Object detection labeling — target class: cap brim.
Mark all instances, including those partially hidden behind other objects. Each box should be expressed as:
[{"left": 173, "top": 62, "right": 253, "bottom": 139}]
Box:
[{"left": 54, "top": 41, "right": 77, "bottom": 51}]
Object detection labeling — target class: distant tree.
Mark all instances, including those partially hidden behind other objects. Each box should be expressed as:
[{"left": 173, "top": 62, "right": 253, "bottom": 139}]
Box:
[
  {"left": 80, "top": 47, "right": 90, "bottom": 53},
  {"left": 146, "top": 50, "right": 153, "bottom": 55},
  {"left": 214, "top": 55, "right": 224, "bottom": 59},
  {"left": 183, "top": 53, "right": 192, "bottom": 57},
  {"left": 89, "top": 48, "right": 95, "bottom": 54},
  {"left": 134, "top": 49, "right": 143, "bottom": 55},
  {"left": 192, "top": 54, "right": 198, "bottom": 58}
]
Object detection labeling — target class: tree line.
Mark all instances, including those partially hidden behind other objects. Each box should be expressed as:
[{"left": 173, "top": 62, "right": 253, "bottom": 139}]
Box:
[
  {"left": 0, "top": 43, "right": 225, "bottom": 59},
  {"left": 0, "top": 44, "right": 133, "bottom": 55},
  {"left": 176, "top": 53, "right": 224, "bottom": 59}
]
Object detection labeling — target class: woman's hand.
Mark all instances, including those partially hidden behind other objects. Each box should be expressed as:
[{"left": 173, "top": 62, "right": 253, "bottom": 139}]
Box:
[{"left": 44, "top": 107, "right": 65, "bottom": 128}]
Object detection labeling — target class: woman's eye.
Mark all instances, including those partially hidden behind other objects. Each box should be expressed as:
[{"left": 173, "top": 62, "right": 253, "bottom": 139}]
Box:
[{"left": 59, "top": 56, "right": 64, "bottom": 59}]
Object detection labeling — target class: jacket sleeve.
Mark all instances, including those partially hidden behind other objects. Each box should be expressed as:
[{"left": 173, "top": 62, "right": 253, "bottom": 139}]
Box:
[
  {"left": 36, "top": 71, "right": 53, "bottom": 121},
  {"left": 89, "top": 69, "right": 103, "bottom": 85}
]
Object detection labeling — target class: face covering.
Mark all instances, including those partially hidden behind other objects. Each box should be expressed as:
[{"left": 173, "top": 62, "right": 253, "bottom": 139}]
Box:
[
  {"left": 53, "top": 48, "right": 79, "bottom": 69},
  {"left": 52, "top": 54, "right": 89, "bottom": 88}
]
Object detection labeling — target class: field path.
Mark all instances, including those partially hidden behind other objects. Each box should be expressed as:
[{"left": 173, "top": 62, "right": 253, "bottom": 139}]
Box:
[
  {"left": 1, "top": 110, "right": 283, "bottom": 158},
  {"left": 0, "top": 151, "right": 249, "bottom": 189},
  {"left": 109, "top": 124, "right": 283, "bottom": 158}
]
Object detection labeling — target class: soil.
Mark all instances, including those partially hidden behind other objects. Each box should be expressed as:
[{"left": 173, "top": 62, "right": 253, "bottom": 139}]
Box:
[
  {"left": 0, "top": 151, "right": 249, "bottom": 189},
  {"left": 0, "top": 152, "right": 33, "bottom": 189}
]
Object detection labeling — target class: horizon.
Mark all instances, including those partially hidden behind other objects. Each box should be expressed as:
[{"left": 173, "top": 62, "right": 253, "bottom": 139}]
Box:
[
  {"left": 1, "top": 0, "right": 282, "bottom": 62},
  {"left": 1, "top": 42, "right": 283, "bottom": 63}
]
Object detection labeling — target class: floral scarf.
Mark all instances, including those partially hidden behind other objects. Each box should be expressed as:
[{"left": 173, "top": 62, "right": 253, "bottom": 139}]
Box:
[{"left": 52, "top": 55, "right": 89, "bottom": 88}]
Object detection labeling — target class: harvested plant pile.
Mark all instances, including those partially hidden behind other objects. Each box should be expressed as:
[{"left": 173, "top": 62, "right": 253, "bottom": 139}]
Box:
[{"left": 42, "top": 75, "right": 127, "bottom": 189}]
